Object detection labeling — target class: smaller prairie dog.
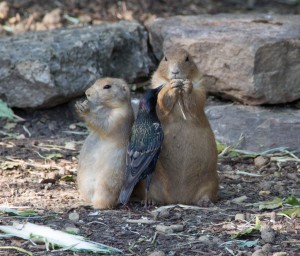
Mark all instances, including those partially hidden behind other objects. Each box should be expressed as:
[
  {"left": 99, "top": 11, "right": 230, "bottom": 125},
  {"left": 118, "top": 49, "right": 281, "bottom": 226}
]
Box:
[
  {"left": 134, "top": 47, "right": 219, "bottom": 205},
  {"left": 76, "top": 78, "right": 134, "bottom": 209}
]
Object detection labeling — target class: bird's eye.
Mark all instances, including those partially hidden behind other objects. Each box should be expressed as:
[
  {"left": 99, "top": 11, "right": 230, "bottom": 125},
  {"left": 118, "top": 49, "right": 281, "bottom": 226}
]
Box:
[
  {"left": 164, "top": 56, "right": 168, "bottom": 61},
  {"left": 185, "top": 56, "right": 189, "bottom": 62},
  {"left": 103, "top": 84, "right": 111, "bottom": 89}
]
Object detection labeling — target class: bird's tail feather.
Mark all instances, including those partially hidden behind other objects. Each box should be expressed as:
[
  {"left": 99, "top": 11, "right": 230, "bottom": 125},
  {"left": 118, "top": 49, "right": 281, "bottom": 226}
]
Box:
[{"left": 117, "top": 183, "right": 136, "bottom": 205}]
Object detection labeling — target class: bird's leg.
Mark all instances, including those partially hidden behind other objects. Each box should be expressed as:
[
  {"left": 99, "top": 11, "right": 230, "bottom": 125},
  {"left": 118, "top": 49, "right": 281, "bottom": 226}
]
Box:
[{"left": 144, "top": 174, "right": 153, "bottom": 208}]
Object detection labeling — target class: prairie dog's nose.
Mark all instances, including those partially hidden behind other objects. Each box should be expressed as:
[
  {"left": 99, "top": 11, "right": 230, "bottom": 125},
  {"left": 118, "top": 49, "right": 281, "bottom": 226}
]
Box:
[{"left": 169, "top": 65, "right": 181, "bottom": 78}]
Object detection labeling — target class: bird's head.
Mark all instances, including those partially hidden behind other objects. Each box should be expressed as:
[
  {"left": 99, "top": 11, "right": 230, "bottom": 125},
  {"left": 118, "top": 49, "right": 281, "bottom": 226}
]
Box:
[{"left": 139, "top": 84, "right": 164, "bottom": 113}]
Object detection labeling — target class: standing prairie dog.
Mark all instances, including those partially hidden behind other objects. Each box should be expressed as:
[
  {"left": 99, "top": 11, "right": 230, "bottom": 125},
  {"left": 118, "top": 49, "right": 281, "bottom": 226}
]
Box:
[
  {"left": 135, "top": 47, "right": 219, "bottom": 205},
  {"left": 76, "top": 78, "right": 134, "bottom": 209}
]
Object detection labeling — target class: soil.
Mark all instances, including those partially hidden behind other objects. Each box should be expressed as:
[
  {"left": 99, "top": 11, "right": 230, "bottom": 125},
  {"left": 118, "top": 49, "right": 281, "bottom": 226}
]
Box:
[{"left": 0, "top": 1, "right": 300, "bottom": 256}]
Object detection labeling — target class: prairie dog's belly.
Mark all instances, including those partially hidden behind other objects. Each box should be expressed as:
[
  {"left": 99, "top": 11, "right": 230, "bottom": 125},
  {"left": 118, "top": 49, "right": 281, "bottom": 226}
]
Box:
[
  {"left": 160, "top": 121, "right": 213, "bottom": 174},
  {"left": 77, "top": 132, "right": 126, "bottom": 197}
]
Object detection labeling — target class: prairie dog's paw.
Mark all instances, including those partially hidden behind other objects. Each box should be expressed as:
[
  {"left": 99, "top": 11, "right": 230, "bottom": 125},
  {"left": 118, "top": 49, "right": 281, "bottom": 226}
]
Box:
[
  {"left": 182, "top": 79, "right": 193, "bottom": 94},
  {"left": 170, "top": 79, "right": 184, "bottom": 95},
  {"left": 196, "top": 197, "right": 215, "bottom": 207},
  {"left": 75, "top": 100, "right": 89, "bottom": 115}
]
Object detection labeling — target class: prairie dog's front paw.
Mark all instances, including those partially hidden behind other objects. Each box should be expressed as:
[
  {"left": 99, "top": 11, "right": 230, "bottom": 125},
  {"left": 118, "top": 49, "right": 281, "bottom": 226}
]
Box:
[
  {"left": 170, "top": 79, "right": 184, "bottom": 95},
  {"left": 182, "top": 79, "right": 193, "bottom": 94},
  {"left": 75, "top": 100, "right": 89, "bottom": 115}
]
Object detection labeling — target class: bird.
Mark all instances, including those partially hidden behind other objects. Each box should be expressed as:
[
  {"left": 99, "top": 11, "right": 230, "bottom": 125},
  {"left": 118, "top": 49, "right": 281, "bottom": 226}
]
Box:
[{"left": 118, "top": 84, "right": 164, "bottom": 207}]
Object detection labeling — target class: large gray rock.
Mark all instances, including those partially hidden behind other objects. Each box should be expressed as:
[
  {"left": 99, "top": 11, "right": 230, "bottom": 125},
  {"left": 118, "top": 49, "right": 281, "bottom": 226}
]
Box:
[
  {"left": 146, "top": 14, "right": 300, "bottom": 105},
  {"left": 0, "top": 21, "right": 155, "bottom": 108},
  {"left": 206, "top": 101, "right": 300, "bottom": 151}
]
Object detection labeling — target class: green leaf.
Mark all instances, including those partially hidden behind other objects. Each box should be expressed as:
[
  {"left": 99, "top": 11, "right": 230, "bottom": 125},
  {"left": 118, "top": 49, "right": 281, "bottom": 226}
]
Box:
[
  {"left": 1, "top": 161, "right": 20, "bottom": 170},
  {"left": 0, "top": 222, "right": 122, "bottom": 254},
  {"left": 231, "top": 216, "right": 261, "bottom": 239},
  {"left": 0, "top": 99, "right": 14, "bottom": 119},
  {"left": 216, "top": 141, "right": 226, "bottom": 154},
  {"left": 280, "top": 207, "right": 300, "bottom": 218},
  {"left": 285, "top": 195, "right": 300, "bottom": 206},
  {"left": 45, "top": 153, "right": 64, "bottom": 160},
  {"left": 0, "top": 207, "right": 38, "bottom": 217},
  {"left": 0, "top": 246, "right": 32, "bottom": 256},
  {"left": 4, "top": 122, "right": 17, "bottom": 130},
  {"left": 60, "top": 175, "right": 75, "bottom": 182},
  {"left": 258, "top": 197, "right": 283, "bottom": 210}
]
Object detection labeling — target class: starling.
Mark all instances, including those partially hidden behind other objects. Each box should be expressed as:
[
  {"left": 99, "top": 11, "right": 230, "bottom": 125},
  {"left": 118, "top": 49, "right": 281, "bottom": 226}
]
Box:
[{"left": 118, "top": 85, "right": 164, "bottom": 207}]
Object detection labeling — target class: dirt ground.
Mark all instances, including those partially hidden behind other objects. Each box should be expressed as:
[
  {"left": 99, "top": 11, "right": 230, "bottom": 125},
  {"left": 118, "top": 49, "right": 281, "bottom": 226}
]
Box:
[{"left": 0, "top": 1, "right": 300, "bottom": 255}]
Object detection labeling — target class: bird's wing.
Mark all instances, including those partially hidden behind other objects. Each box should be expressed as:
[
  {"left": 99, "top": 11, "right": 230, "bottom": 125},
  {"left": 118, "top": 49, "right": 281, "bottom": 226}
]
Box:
[
  {"left": 118, "top": 121, "right": 163, "bottom": 205},
  {"left": 126, "top": 121, "right": 163, "bottom": 180}
]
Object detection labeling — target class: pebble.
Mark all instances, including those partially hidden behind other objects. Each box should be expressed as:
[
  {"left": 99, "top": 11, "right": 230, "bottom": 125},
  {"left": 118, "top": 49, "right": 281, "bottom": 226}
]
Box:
[
  {"left": 69, "top": 212, "right": 80, "bottom": 222},
  {"left": 231, "top": 195, "right": 248, "bottom": 204},
  {"left": 156, "top": 225, "right": 173, "bottom": 234},
  {"left": 17, "top": 134, "right": 26, "bottom": 139},
  {"left": 43, "top": 8, "right": 62, "bottom": 28},
  {"left": 156, "top": 224, "right": 184, "bottom": 234},
  {"left": 254, "top": 155, "right": 270, "bottom": 168},
  {"left": 0, "top": 1, "right": 9, "bottom": 20},
  {"left": 262, "top": 243, "right": 272, "bottom": 253},
  {"left": 272, "top": 253, "right": 287, "bottom": 256},
  {"left": 169, "top": 224, "right": 184, "bottom": 232},
  {"left": 198, "top": 235, "right": 210, "bottom": 244},
  {"left": 148, "top": 251, "right": 165, "bottom": 256},
  {"left": 261, "top": 226, "right": 276, "bottom": 243},
  {"left": 251, "top": 249, "right": 265, "bottom": 256},
  {"left": 235, "top": 213, "right": 246, "bottom": 221},
  {"left": 69, "top": 124, "right": 76, "bottom": 130}
]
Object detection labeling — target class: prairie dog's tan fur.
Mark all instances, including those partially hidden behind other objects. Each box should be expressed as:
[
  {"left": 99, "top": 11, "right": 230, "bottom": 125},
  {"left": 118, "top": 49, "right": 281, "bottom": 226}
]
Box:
[
  {"left": 76, "top": 78, "right": 134, "bottom": 209},
  {"left": 135, "top": 47, "right": 219, "bottom": 205}
]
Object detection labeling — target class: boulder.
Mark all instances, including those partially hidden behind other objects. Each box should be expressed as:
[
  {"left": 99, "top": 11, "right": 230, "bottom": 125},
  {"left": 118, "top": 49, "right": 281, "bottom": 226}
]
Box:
[
  {"left": 206, "top": 100, "right": 300, "bottom": 151},
  {"left": 146, "top": 14, "right": 300, "bottom": 105},
  {"left": 0, "top": 21, "right": 155, "bottom": 108}
]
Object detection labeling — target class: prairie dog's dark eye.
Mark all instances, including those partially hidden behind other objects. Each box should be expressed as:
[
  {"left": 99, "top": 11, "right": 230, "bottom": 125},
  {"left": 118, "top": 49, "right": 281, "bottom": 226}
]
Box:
[
  {"left": 185, "top": 56, "right": 189, "bottom": 62},
  {"left": 164, "top": 56, "right": 168, "bottom": 61},
  {"left": 103, "top": 84, "right": 111, "bottom": 89}
]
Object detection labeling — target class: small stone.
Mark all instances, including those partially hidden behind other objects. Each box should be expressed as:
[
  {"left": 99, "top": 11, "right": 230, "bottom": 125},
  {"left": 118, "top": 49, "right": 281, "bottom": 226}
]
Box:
[
  {"left": 259, "top": 190, "right": 271, "bottom": 196},
  {"left": 0, "top": 1, "right": 9, "bottom": 20},
  {"left": 272, "top": 253, "right": 287, "bottom": 256},
  {"left": 231, "top": 195, "right": 248, "bottom": 204},
  {"left": 286, "top": 173, "right": 297, "bottom": 180},
  {"left": 254, "top": 156, "right": 270, "bottom": 168},
  {"left": 69, "top": 124, "right": 76, "bottom": 130},
  {"left": 274, "top": 172, "right": 281, "bottom": 178},
  {"left": 261, "top": 226, "right": 276, "bottom": 243},
  {"left": 235, "top": 213, "right": 246, "bottom": 221},
  {"left": 212, "top": 236, "right": 222, "bottom": 244},
  {"left": 43, "top": 8, "right": 62, "bottom": 28},
  {"left": 148, "top": 251, "right": 165, "bottom": 256},
  {"left": 198, "top": 235, "right": 211, "bottom": 245},
  {"left": 79, "top": 15, "right": 92, "bottom": 24},
  {"left": 169, "top": 224, "right": 184, "bottom": 232},
  {"left": 251, "top": 249, "right": 265, "bottom": 256},
  {"left": 270, "top": 212, "right": 276, "bottom": 222},
  {"left": 262, "top": 243, "right": 272, "bottom": 253},
  {"left": 156, "top": 225, "right": 173, "bottom": 234},
  {"left": 17, "top": 134, "right": 26, "bottom": 139},
  {"left": 69, "top": 212, "right": 80, "bottom": 222}
]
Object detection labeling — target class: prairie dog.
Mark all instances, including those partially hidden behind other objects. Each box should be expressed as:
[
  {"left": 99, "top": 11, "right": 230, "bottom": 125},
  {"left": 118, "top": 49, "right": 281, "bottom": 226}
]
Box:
[
  {"left": 76, "top": 78, "right": 134, "bottom": 209},
  {"left": 135, "top": 47, "right": 219, "bottom": 205}
]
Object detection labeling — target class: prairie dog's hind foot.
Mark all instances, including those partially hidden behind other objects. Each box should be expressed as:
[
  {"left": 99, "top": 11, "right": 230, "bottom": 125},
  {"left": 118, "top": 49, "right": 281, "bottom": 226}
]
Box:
[{"left": 196, "top": 196, "right": 215, "bottom": 208}]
